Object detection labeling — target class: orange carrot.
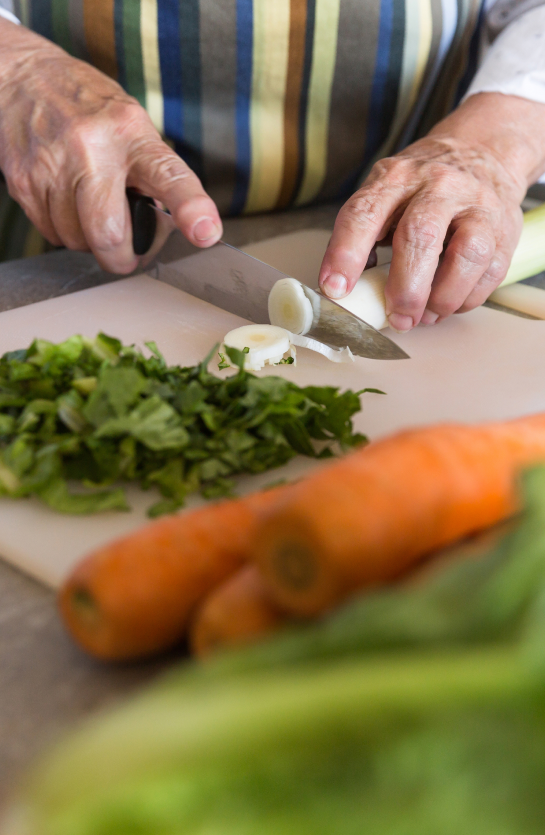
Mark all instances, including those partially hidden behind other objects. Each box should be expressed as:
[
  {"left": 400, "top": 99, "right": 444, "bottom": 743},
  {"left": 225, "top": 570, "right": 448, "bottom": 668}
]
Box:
[
  {"left": 58, "top": 488, "right": 285, "bottom": 661},
  {"left": 250, "top": 415, "right": 545, "bottom": 617},
  {"left": 189, "top": 565, "right": 289, "bottom": 658}
]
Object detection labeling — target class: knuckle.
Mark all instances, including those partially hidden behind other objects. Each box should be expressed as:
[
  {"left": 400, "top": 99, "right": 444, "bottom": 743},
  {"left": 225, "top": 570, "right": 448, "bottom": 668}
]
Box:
[
  {"left": 115, "top": 101, "right": 156, "bottom": 136},
  {"left": 340, "top": 191, "right": 381, "bottom": 229},
  {"left": 450, "top": 234, "right": 494, "bottom": 268},
  {"left": 369, "top": 156, "right": 410, "bottom": 188},
  {"left": 462, "top": 257, "right": 508, "bottom": 302},
  {"left": 148, "top": 153, "right": 196, "bottom": 187},
  {"left": 373, "top": 157, "right": 411, "bottom": 182},
  {"left": 68, "top": 102, "right": 145, "bottom": 166},
  {"left": 86, "top": 215, "right": 126, "bottom": 251},
  {"left": 67, "top": 116, "right": 102, "bottom": 149},
  {"left": 66, "top": 121, "right": 109, "bottom": 176},
  {"left": 481, "top": 252, "right": 508, "bottom": 284},
  {"left": 396, "top": 217, "right": 443, "bottom": 251},
  {"left": 368, "top": 158, "right": 392, "bottom": 180}
]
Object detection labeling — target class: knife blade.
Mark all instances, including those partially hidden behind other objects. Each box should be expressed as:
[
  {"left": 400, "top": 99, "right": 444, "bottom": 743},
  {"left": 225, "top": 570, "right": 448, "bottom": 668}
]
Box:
[{"left": 127, "top": 189, "right": 409, "bottom": 360}]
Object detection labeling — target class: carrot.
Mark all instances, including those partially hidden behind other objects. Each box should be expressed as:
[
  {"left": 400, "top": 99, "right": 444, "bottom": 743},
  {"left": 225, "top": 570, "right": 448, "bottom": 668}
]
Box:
[
  {"left": 189, "top": 565, "right": 289, "bottom": 658},
  {"left": 250, "top": 415, "right": 545, "bottom": 618},
  {"left": 58, "top": 488, "right": 285, "bottom": 661}
]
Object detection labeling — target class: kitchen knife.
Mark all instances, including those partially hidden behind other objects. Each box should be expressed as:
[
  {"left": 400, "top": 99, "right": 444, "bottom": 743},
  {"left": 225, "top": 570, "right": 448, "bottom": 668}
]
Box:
[{"left": 126, "top": 189, "right": 409, "bottom": 360}]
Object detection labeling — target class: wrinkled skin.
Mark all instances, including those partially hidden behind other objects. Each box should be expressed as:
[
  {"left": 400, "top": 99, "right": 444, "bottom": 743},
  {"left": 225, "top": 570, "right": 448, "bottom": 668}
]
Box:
[
  {"left": 319, "top": 94, "right": 545, "bottom": 331},
  {"left": 1, "top": 19, "right": 545, "bottom": 327},
  {"left": 0, "top": 20, "right": 222, "bottom": 274}
]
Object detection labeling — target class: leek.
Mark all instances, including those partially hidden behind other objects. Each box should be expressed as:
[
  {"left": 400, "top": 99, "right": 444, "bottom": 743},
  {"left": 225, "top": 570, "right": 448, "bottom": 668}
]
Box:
[
  {"left": 500, "top": 202, "right": 545, "bottom": 287},
  {"left": 269, "top": 203, "right": 545, "bottom": 332}
]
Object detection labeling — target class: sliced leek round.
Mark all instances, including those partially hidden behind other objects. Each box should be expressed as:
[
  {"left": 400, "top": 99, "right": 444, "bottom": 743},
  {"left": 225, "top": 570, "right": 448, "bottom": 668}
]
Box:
[
  {"left": 223, "top": 324, "right": 292, "bottom": 371},
  {"left": 269, "top": 269, "right": 390, "bottom": 335},
  {"left": 268, "top": 278, "right": 314, "bottom": 334}
]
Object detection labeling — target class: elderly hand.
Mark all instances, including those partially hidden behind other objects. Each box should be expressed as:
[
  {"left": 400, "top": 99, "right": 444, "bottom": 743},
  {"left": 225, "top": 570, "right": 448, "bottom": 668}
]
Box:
[
  {"left": 0, "top": 20, "right": 222, "bottom": 274},
  {"left": 319, "top": 93, "right": 545, "bottom": 331}
]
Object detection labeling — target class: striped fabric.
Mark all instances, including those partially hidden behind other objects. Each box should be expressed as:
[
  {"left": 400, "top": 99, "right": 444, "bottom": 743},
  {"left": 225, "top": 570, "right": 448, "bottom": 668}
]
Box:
[{"left": 11, "top": 0, "right": 483, "bottom": 224}]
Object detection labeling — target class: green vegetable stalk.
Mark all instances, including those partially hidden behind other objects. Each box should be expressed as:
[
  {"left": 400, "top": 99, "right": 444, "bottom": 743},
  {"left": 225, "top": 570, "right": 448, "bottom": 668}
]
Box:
[
  {"left": 8, "top": 467, "right": 545, "bottom": 835},
  {"left": 0, "top": 334, "right": 367, "bottom": 517},
  {"left": 501, "top": 202, "right": 545, "bottom": 287}
]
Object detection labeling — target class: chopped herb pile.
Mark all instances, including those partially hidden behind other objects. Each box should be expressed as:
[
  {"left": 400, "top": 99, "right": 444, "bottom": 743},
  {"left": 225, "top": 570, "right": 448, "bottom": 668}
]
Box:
[{"left": 0, "top": 334, "right": 372, "bottom": 517}]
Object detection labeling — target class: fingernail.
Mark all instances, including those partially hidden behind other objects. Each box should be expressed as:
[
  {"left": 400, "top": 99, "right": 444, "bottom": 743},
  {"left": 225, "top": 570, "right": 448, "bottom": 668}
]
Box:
[
  {"left": 193, "top": 217, "right": 220, "bottom": 242},
  {"left": 322, "top": 273, "right": 348, "bottom": 299},
  {"left": 387, "top": 313, "right": 414, "bottom": 333},
  {"left": 420, "top": 309, "right": 439, "bottom": 326}
]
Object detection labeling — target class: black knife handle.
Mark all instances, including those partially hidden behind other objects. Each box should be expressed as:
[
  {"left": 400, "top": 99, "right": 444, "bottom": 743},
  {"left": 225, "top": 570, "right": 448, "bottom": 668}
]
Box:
[{"left": 126, "top": 188, "right": 157, "bottom": 256}]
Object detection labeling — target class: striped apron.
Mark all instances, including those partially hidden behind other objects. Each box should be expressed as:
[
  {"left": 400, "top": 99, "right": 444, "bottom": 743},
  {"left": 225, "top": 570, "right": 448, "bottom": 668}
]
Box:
[{"left": 2, "top": 0, "right": 484, "bottom": 259}]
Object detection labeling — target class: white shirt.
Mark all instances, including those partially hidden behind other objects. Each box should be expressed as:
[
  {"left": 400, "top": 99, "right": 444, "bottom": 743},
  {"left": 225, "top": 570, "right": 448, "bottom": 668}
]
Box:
[
  {"left": 466, "top": 2, "right": 545, "bottom": 105},
  {"left": 0, "top": 0, "right": 19, "bottom": 25}
]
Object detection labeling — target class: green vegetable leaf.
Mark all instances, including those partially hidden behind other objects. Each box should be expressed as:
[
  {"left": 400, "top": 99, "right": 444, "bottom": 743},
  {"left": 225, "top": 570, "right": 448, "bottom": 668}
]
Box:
[
  {"left": 0, "top": 334, "right": 371, "bottom": 516},
  {"left": 57, "top": 390, "right": 87, "bottom": 433},
  {"left": 98, "top": 366, "right": 148, "bottom": 418},
  {"left": 38, "top": 478, "right": 129, "bottom": 514},
  {"left": 91, "top": 332, "right": 122, "bottom": 362},
  {"left": 94, "top": 397, "right": 189, "bottom": 451},
  {"left": 224, "top": 344, "right": 247, "bottom": 372}
]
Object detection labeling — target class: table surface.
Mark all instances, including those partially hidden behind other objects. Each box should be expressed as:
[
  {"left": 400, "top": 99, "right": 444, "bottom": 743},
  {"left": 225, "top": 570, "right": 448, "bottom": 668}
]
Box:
[
  {"left": 1, "top": 198, "right": 544, "bottom": 810},
  {"left": 0, "top": 201, "right": 340, "bottom": 809}
]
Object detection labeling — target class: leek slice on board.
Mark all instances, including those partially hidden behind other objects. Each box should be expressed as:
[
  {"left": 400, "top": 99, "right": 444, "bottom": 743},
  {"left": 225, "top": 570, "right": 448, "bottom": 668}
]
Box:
[
  {"left": 223, "top": 325, "right": 293, "bottom": 371},
  {"left": 222, "top": 325, "right": 355, "bottom": 369}
]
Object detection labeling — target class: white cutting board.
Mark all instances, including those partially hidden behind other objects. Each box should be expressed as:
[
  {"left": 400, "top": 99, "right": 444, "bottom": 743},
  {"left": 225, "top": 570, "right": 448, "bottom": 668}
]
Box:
[{"left": 1, "top": 229, "right": 545, "bottom": 588}]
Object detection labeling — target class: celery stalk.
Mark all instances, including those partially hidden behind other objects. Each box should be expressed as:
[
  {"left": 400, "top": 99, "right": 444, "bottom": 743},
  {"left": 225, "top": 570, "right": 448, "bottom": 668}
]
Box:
[{"left": 500, "top": 202, "right": 545, "bottom": 287}]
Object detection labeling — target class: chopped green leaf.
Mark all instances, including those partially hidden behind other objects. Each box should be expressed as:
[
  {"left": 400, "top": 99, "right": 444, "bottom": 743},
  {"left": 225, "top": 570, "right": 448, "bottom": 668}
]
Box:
[
  {"left": 217, "top": 352, "right": 231, "bottom": 370},
  {"left": 0, "top": 334, "right": 374, "bottom": 516},
  {"left": 224, "top": 344, "right": 247, "bottom": 371},
  {"left": 357, "top": 387, "right": 386, "bottom": 396},
  {"left": 71, "top": 377, "right": 97, "bottom": 395},
  {"left": 38, "top": 478, "right": 129, "bottom": 514}
]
